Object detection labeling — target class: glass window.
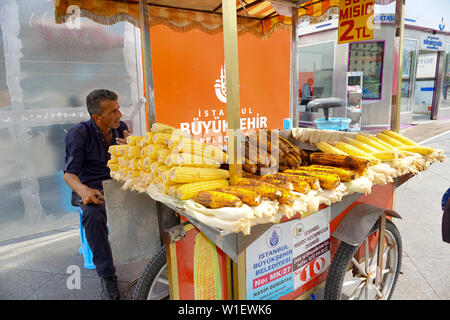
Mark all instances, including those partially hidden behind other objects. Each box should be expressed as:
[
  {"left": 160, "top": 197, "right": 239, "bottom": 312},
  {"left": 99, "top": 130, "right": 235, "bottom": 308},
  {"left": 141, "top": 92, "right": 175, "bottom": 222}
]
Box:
[
  {"left": 297, "top": 41, "right": 335, "bottom": 109},
  {"left": 441, "top": 44, "right": 450, "bottom": 109},
  {"left": 348, "top": 41, "right": 384, "bottom": 100},
  {"left": 401, "top": 39, "right": 417, "bottom": 112}
]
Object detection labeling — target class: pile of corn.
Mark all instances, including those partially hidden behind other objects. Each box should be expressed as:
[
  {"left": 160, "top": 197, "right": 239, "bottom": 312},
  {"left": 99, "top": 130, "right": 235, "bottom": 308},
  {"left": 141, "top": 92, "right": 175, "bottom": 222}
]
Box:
[
  {"left": 107, "top": 123, "right": 231, "bottom": 199},
  {"left": 314, "top": 130, "right": 445, "bottom": 182}
]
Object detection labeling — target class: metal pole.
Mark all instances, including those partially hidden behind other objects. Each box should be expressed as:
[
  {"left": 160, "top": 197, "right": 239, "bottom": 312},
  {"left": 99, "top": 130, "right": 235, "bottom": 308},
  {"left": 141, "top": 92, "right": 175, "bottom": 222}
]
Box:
[
  {"left": 390, "top": 0, "right": 405, "bottom": 132},
  {"left": 139, "top": 0, "right": 157, "bottom": 130},
  {"left": 222, "top": 0, "right": 242, "bottom": 185},
  {"left": 375, "top": 212, "right": 386, "bottom": 293},
  {"left": 290, "top": 7, "right": 299, "bottom": 128}
]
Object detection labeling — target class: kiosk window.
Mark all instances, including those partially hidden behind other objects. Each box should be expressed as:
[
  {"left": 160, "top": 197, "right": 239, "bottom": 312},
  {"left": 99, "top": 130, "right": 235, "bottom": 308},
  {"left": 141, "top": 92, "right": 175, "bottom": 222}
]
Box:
[{"left": 348, "top": 42, "right": 384, "bottom": 100}]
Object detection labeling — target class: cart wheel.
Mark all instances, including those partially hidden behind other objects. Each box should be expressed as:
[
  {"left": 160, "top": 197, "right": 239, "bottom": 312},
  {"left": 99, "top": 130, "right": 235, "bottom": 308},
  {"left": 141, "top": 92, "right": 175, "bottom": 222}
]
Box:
[
  {"left": 133, "top": 246, "right": 169, "bottom": 300},
  {"left": 324, "top": 219, "right": 402, "bottom": 300}
]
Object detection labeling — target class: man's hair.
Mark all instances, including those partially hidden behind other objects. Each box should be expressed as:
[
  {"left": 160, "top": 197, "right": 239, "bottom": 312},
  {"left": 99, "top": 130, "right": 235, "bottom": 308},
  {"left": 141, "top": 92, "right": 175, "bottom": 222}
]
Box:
[{"left": 86, "top": 89, "right": 118, "bottom": 117}]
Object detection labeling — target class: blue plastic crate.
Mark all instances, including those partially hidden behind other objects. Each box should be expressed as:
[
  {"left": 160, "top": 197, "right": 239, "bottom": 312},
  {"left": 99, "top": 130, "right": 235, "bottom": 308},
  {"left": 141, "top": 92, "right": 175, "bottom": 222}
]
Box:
[{"left": 314, "top": 117, "right": 351, "bottom": 131}]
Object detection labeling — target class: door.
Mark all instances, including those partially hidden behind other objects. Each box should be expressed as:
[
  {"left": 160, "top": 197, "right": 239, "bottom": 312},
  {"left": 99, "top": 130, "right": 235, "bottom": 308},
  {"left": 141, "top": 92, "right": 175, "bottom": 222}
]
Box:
[{"left": 413, "top": 51, "right": 438, "bottom": 121}]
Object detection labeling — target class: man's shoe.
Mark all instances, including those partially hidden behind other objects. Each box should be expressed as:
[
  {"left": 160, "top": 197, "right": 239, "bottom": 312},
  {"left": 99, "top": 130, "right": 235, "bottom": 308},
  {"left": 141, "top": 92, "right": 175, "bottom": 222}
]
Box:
[{"left": 101, "top": 275, "right": 120, "bottom": 300}]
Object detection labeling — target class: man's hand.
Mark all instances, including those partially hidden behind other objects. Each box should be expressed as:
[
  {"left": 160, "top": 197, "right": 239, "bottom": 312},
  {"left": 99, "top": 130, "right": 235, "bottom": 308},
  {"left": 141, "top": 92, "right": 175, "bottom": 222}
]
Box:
[
  {"left": 116, "top": 129, "right": 131, "bottom": 145},
  {"left": 79, "top": 186, "right": 104, "bottom": 205}
]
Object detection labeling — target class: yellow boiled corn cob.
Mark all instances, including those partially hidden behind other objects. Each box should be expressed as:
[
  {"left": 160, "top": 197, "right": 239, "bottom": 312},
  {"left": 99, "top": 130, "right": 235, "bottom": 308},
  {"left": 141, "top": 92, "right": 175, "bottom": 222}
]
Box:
[
  {"left": 126, "top": 135, "right": 139, "bottom": 146},
  {"left": 151, "top": 123, "right": 177, "bottom": 134},
  {"left": 145, "top": 144, "right": 168, "bottom": 160},
  {"left": 397, "top": 145, "right": 434, "bottom": 156},
  {"left": 143, "top": 132, "right": 154, "bottom": 145},
  {"left": 109, "top": 154, "right": 118, "bottom": 164},
  {"left": 167, "top": 184, "right": 182, "bottom": 197},
  {"left": 107, "top": 161, "right": 119, "bottom": 171},
  {"left": 127, "top": 146, "right": 142, "bottom": 159},
  {"left": 152, "top": 133, "right": 172, "bottom": 145},
  {"left": 165, "top": 153, "right": 221, "bottom": 168},
  {"left": 150, "top": 162, "right": 165, "bottom": 173},
  {"left": 355, "top": 134, "right": 393, "bottom": 151},
  {"left": 156, "top": 165, "right": 170, "bottom": 176},
  {"left": 316, "top": 141, "right": 348, "bottom": 155},
  {"left": 335, "top": 142, "right": 378, "bottom": 160},
  {"left": 193, "top": 232, "right": 223, "bottom": 300},
  {"left": 342, "top": 137, "right": 379, "bottom": 154},
  {"left": 165, "top": 167, "right": 230, "bottom": 184},
  {"left": 381, "top": 130, "right": 418, "bottom": 146},
  {"left": 370, "top": 151, "right": 404, "bottom": 160},
  {"left": 172, "top": 136, "right": 228, "bottom": 163},
  {"left": 157, "top": 149, "right": 171, "bottom": 164},
  {"left": 110, "top": 144, "right": 128, "bottom": 157},
  {"left": 376, "top": 133, "right": 406, "bottom": 148},
  {"left": 176, "top": 179, "right": 229, "bottom": 200},
  {"left": 168, "top": 132, "right": 191, "bottom": 149}
]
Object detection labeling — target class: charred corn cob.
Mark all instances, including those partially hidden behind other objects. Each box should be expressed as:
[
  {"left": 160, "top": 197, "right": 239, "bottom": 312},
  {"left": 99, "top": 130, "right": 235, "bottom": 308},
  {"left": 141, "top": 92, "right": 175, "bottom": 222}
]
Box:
[
  {"left": 283, "top": 170, "right": 341, "bottom": 189},
  {"left": 278, "top": 190, "right": 296, "bottom": 206},
  {"left": 355, "top": 134, "right": 393, "bottom": 151},
  {"left": 165, "top": 153, "right": 221, "bottom": 168},
  {"left": 342, "top": 137, "right": 379, "bottom": 154},
  {"left": 307, "top": 165, "right": 359, "bottom": 182},
  {"left": 335, "top": 142, "right": 378, "bottom": 160},
  {"left": 165, "top": 167, "right": 230, "bottom": 184},
  {"left": 376, "top": 133, "right": 406, "bottom": 148},
  {"left": 234, "top": 178, "right": 283, "bottom": 200},
  {"left": 316, "top": 141, "right": 348, "bottom": 155},
  {"left": 310, "top": 152, "right": 372, "bottom": 175},
  {"left": 193, "top": 190, "right": 242, "bottom": 208},
  {"left": 193, "top": 232, "right": 222, "bottom": 300},
  {"left": 381, "top": 130, "right": 418, "bottom": 146},
  {"left": 261, "top": 173, "right": 320, "bottom": 191},
  {"left": 257, "top": 178, "right": 294, "bottom": 191},
  {"left": 213, "top": 187, "right": 262, "bottom": 206},
  {"left": 397, "top": 145, "right": 434, "bottom": 156},
  {"left": 176, "top": 179, "right": 229, "bottom": 200}
]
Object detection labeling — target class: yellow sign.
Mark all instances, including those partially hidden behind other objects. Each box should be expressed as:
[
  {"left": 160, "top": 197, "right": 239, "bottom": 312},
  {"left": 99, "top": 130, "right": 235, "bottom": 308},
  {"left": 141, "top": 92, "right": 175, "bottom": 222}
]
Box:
[{"left": 338, "top": 0, "right": 374, "bottom": 44}]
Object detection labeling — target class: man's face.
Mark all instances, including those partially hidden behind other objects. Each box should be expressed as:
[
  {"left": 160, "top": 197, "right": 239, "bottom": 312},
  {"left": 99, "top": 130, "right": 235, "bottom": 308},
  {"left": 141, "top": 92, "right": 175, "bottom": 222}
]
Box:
[
  {"left": 96, "top": 99, "right": 122, "bottom": 129},
  {"left": 308, "top": 79, "right": 314, "bottom": 87}
]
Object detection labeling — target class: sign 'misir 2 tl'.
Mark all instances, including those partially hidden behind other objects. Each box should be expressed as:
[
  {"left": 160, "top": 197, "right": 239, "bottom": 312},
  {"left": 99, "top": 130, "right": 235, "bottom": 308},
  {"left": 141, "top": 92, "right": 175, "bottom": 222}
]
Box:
[{"left": 338, "top": 0, "right": 374, "bottom": 44}]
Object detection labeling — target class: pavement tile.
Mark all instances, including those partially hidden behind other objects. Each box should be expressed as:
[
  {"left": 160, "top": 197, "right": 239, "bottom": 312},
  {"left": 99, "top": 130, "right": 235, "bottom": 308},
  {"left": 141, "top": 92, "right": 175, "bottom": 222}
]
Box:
[{"left": 0, "top": 267, "right": 55, "bottom": 300}]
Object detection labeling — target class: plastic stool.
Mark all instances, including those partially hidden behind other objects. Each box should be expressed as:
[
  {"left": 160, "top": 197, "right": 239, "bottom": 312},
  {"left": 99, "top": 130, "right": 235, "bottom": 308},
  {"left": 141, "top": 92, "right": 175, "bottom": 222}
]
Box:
[{"left": 78, "top": 209, "right": 96, "bottom": 270}]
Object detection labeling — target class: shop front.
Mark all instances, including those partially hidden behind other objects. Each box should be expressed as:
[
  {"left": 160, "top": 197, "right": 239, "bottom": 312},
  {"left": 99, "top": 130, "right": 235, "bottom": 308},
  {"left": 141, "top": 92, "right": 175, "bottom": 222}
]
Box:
[{"left": 296, "top": 13, "right": 450, "bottom": 129}]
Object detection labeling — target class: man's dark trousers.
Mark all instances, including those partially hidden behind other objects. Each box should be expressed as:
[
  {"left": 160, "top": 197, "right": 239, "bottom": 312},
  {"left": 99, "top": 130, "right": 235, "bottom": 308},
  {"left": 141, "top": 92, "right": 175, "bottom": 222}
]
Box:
[{"left": 73, "top": 193, "right": 116, "bottom": 278}]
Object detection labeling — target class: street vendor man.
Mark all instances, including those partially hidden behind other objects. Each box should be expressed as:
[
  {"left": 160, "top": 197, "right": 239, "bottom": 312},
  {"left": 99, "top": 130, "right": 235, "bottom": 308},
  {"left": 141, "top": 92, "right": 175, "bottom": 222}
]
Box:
[{"left": 64, "top": 89, "right": 130, "bottom": 300}]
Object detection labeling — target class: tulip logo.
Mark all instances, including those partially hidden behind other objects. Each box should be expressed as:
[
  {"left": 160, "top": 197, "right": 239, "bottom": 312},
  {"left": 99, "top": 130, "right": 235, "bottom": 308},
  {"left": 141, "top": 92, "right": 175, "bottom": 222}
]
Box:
[{"left": 214, "top": 66, "right": 227, "bottom": 103}]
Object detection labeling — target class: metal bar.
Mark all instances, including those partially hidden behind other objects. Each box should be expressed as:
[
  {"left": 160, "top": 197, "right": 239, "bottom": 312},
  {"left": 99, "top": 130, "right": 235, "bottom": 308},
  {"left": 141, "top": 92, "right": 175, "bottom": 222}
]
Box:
[
  {"left": 290, "top": 6, "right": 299, "bottom": 127},
  {"left": 237, "top": 0, "right": 264, "bottom": 13},
  {"left": 222, "top": 0, "right": 243, "bottom": 185},
  {"left": 390, "top": 0, "right": 405, "bottom": 132},
  {"left": 375, "top": 213, "right": 386, "bottom": 290},
  {"left": 139, "top": 0, "right": 156, "bottom": 129}
]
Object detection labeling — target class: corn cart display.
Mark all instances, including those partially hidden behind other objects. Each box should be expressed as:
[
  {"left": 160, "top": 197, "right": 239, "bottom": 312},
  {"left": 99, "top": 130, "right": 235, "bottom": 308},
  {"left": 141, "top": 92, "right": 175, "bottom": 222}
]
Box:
[{"left": 52, "top": 0, "right": 445, "bottom": 301}]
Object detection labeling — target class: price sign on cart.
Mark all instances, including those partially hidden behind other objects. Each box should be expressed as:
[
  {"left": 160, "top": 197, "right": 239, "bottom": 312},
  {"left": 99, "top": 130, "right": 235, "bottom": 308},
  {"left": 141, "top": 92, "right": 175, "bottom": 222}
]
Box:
[
  {"left": 292, "top": 208, "right": 331, "bottom": 289},
  {"left": 338, "top": 0, "right": 374, "bottom": 44}
]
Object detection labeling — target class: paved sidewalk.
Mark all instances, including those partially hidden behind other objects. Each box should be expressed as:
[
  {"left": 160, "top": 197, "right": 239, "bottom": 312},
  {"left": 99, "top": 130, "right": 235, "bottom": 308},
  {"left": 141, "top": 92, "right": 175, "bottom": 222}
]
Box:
[{"left": 0, "top": 120, "right": 449, "bottom": 300}]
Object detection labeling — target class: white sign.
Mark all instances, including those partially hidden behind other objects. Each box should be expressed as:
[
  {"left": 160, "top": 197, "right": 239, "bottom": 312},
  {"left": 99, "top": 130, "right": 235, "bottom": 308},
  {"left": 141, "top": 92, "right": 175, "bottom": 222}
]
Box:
[
  {"left": 416, "top": 53, "right": 437, "bottom": 79},
  {"left": 292, "top": 208, "right": 331, "bottom": 289},
  {"left": 420, "top": 34, "right": 444, "bottom": 51},
  {"left": 246, "top": 223, "right": 294, "bottom": 300}
]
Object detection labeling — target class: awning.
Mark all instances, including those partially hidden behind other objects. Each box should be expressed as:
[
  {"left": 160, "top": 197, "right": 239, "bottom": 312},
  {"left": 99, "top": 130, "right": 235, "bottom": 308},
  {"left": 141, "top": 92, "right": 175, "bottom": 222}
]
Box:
[{"left": 53, "top": 0, "right": 395, "bottom": 39}]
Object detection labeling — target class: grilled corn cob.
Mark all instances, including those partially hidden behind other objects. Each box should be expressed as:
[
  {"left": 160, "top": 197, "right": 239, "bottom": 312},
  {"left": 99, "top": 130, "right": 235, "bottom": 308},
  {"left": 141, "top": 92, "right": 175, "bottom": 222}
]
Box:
[
  {"left": 257, "top": 178, "right": 294, "bottom": 191},
  {"left": 283, "top": 170, "right": 341, "bottom": 189},
  {"left": 213, "top": 187, "right": 262, "bottom": 206},
  {"left": 165, "top": 167, "right": 230, "bottom": 184},
  {"left": 193, "top": 232, "right": 222, "bottom": 300},
  {"left": 307, "top": 165, "right": 359, "bottom": 182},
  {"left": 310, "top": 152, "right": 372, "bottom": 175},
  {"left": 381, "top": 130, "right": 418, "bottom": 146},
  {"left": 355, "top": 134, "right": 393, "bottom": 151},
  {"left": 335, "top": 142, "right": 378, "bottom": 160},
  {"left": 235, "top": 178, "right": 283, "bottom": 200},
  {"left": 316, "top": 141, "right": 348, "bottom": 155},
  {"left": 376, "top": 133, "right": 406, "bottom": 148},
  {"left": 176, "top": 179, "right": 229, "bottom": 200},
  {"left": 261, "top": 173, "right": 320, "bottom": 191},
  {"left": 193, "top": 190, "right": 242, "bottom": 208}
]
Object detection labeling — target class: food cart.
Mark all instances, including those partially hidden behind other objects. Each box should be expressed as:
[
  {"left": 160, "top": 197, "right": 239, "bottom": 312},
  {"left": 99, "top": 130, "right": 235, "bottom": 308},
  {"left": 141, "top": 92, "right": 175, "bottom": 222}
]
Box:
[{"left": 52, "top": 0, "right": 444, "bottom": 301}]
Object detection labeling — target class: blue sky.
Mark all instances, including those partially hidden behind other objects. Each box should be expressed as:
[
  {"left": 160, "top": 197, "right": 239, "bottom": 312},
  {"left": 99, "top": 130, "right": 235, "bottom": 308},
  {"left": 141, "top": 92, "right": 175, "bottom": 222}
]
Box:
[{"left": 377, "top": 0, "right": 450, "bottom": 30}]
